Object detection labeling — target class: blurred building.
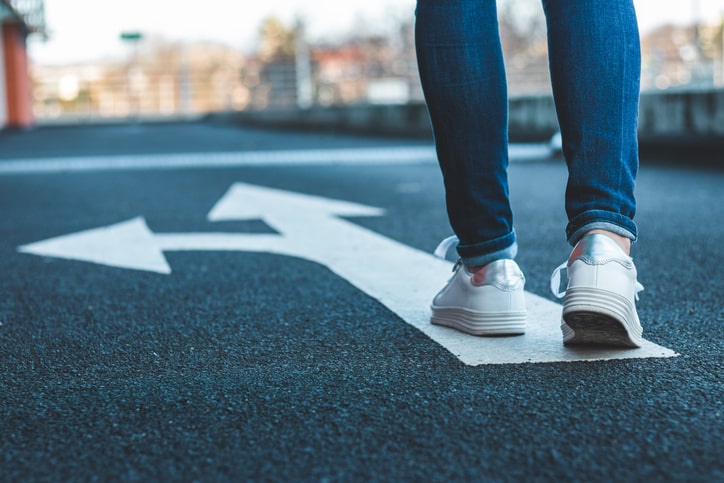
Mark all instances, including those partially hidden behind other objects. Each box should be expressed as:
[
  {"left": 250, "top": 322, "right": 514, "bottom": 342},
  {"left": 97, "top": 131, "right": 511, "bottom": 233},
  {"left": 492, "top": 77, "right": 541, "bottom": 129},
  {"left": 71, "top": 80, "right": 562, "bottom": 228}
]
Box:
[
  {"left": 0, "top": 0, "right": 45, "bottom": 128},
  {"left": 641, "top": 21, "right": 724, "bottom": 90},
  {"left": 243, "top": 19, "right": 422, "bottom": 110},
  {"left": 26, "top": 12, "right": 724, "bottom": 123},
  {"left": 32, "top": 40, "right": 249, "bottom": 120},
  {"left": 30, "top": 17, "right": 424, "bottom": 121}
]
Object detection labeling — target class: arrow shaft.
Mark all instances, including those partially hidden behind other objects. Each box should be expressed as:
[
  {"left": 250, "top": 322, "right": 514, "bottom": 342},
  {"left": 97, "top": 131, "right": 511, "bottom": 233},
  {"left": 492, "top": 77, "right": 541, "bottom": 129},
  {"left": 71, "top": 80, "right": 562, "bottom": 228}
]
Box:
[
  {"left": 155, "top": 233, "right": 289, "bottom": 253},
  {"left": 262, "top": 213, "right": 453, "bottom": 317},
  {"left": 154, "top": 218, "right": 454, "bottom": 325}
]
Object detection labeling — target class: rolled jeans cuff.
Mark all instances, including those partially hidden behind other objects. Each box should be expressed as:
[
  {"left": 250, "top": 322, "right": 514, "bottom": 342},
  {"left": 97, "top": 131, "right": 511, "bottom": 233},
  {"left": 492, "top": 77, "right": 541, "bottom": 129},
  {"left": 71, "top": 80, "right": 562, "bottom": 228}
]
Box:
[
  {"left": 567, "top": 210, "right": 637, "bottom": 246},
  {"left": 457, "top": 230, "right": 518, "bottom": 267}
]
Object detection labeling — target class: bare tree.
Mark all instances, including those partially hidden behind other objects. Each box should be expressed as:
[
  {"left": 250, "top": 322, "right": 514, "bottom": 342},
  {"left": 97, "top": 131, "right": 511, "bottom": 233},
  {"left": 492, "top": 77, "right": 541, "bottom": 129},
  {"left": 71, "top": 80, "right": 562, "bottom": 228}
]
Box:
[
  {"left": 498, "top": 0, "right": 546, "bottom": 57},
  {"left": 258, "top": 17, "right": 297, "bottom": 62}
]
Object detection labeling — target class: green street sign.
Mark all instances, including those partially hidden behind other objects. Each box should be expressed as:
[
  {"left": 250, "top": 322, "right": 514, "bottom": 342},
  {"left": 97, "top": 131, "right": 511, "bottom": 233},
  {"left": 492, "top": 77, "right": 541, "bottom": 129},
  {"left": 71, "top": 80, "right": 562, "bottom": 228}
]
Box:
[{"left": 120, "top": 32, "right": 143, "bottom": 41}]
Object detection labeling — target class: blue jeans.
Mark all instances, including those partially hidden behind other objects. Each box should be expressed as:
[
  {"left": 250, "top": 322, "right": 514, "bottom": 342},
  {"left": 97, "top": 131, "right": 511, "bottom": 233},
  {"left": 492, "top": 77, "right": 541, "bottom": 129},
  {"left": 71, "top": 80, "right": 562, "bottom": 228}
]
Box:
[{"left": 415, "top": 0, "right": 641, "bottom": 266}]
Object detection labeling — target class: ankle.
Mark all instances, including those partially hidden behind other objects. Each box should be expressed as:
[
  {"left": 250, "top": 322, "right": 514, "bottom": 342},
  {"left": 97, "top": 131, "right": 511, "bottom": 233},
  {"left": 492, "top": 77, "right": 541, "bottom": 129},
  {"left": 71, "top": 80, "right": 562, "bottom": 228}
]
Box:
[{"left": 584, "top": 230, "right": 631, "bottom": 255}]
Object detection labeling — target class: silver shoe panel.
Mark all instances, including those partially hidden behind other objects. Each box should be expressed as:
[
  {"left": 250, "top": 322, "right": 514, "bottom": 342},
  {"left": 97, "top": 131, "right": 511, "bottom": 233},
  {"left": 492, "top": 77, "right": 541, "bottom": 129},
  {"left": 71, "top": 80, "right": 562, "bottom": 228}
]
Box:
[
  {"left": 569, "top": 234, "right": 633, "bottom": 269},
  {"left": 470, "top": 259, "right": 525, "bottom": 291}
]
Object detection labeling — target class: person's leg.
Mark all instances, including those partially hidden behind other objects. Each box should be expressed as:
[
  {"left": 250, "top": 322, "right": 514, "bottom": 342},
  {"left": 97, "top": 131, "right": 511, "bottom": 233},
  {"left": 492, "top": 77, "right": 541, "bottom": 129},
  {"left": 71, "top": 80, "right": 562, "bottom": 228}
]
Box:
[
  {"left": 542, "top": 0, "right": 640, "bottom": 248},
  {"left": 415, "top": 0, "right": 516, "bottom": 267},
  {"left": 543, "top": 0, "right": 643, "bottom": 347},
  {"left": 416, "top": 0, "right": 526, "bottom": 336}
]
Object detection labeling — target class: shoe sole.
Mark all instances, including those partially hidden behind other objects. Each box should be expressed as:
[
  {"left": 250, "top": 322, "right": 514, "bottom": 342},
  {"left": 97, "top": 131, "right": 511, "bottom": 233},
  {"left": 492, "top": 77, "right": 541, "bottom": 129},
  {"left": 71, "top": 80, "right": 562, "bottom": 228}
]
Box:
[
  {"left": 431, "top": 307, "right": 526, "bottom": 336},
  {"left": 562, "top": 287, "right": 643, "bottom": 348}
]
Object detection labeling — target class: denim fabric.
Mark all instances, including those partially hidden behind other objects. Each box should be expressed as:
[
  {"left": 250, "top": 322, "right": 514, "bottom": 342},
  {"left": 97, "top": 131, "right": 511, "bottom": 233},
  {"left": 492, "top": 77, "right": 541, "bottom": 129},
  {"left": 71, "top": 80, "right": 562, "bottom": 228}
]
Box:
[{"left": 415, "top": 0, "right": 640, "bottom": 265}]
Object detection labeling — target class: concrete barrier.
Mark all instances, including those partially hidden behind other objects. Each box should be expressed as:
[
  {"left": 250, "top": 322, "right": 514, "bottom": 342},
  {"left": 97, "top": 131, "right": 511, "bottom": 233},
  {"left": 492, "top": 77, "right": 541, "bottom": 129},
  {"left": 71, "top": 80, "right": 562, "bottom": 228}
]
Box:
[
  {"left": 638, "top": 89, "right": 724, "bottom": 140},
  {"left": 212, "top": 103, "right": 433, "bottom": 139},
  {"left": 213, "top": 89, "right": 724, "bottom": 155}
]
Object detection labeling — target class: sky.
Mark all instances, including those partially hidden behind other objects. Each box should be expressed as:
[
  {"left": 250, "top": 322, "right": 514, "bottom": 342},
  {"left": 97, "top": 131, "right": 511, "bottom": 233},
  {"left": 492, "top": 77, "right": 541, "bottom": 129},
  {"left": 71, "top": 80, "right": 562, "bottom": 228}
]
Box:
[{"left": 27, "top": 0, "right": 724, "bottom": 65}]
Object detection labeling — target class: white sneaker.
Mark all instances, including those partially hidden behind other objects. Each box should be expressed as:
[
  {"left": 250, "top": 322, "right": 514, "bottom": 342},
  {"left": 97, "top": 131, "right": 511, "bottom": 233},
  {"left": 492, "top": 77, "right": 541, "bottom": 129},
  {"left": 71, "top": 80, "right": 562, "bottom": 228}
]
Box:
[
  {"left": 431, "top": 259, "right": 527, "bottom": 336},
  {"left": 551, "top": 233, "right": 644, "bottom": 348}
]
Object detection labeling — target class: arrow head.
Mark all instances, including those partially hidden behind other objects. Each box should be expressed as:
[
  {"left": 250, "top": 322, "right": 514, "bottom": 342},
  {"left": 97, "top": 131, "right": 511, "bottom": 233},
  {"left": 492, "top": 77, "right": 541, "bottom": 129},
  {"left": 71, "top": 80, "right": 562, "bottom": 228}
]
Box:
[
  {"left": 18, "top": 217, "right": 172, "bottom": 274},
  {"left": 208, "top": 182, "right": 385, "bottom": 222}
]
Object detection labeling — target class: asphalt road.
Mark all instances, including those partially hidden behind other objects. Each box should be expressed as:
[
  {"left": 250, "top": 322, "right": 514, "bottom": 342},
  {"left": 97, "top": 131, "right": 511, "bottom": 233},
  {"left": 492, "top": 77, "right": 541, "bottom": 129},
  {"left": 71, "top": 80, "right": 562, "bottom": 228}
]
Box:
[{"left": 1, "top": 121, "right": 721, "bottom": 482}]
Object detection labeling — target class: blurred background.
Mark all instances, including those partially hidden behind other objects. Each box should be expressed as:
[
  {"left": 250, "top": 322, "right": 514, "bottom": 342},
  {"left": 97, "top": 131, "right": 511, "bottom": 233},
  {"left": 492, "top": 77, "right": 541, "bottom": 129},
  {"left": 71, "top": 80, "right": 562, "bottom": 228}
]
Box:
[{"left": 0, "top": 0, "right": 722, "bottom": 127}]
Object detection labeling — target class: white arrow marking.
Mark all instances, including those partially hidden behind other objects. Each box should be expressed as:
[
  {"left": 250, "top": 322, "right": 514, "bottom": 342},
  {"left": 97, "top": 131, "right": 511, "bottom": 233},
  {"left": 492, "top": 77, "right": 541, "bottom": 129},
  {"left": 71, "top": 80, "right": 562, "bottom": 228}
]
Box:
[
  {"left": 18, "top": 182, "right": 677, "bottom": 365},
  {"left": 19, "top": 217, "right": 172, "bottom": 274},
  {"left": 17, "top": 217, "right": 290, "bottom": 275}
]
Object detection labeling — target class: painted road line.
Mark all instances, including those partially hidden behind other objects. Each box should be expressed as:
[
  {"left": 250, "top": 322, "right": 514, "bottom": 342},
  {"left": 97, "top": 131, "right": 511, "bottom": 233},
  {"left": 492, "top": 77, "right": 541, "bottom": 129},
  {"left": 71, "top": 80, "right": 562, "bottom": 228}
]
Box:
[
  {"left": 18, "top": 182, "right": 677, "bottom": 365},
  {"left": 0, "top": 144, "right": 551, "bottom": 175},
  {"left": 0, "top": 147, "right": 435, "bottom": 174}
]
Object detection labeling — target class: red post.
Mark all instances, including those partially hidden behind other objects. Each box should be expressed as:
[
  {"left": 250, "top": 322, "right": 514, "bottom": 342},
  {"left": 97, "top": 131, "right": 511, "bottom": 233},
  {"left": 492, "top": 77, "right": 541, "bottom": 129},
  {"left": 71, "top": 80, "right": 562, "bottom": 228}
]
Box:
[{"left": 2, "top": 22, "right": 33, "bottom": 128}]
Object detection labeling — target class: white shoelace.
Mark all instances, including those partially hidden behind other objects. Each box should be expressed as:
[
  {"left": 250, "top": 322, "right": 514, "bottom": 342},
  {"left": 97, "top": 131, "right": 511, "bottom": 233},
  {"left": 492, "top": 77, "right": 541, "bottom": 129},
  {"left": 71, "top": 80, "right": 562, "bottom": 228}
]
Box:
[
  {"left": 433, "top": 235, "right": 459, "bottom": 260},
  {"left": 549, "top": 261, "right": 644, "bottom": 300},
  {"left": 549, "top": 261, "right": 570, "bottom": 299}
]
